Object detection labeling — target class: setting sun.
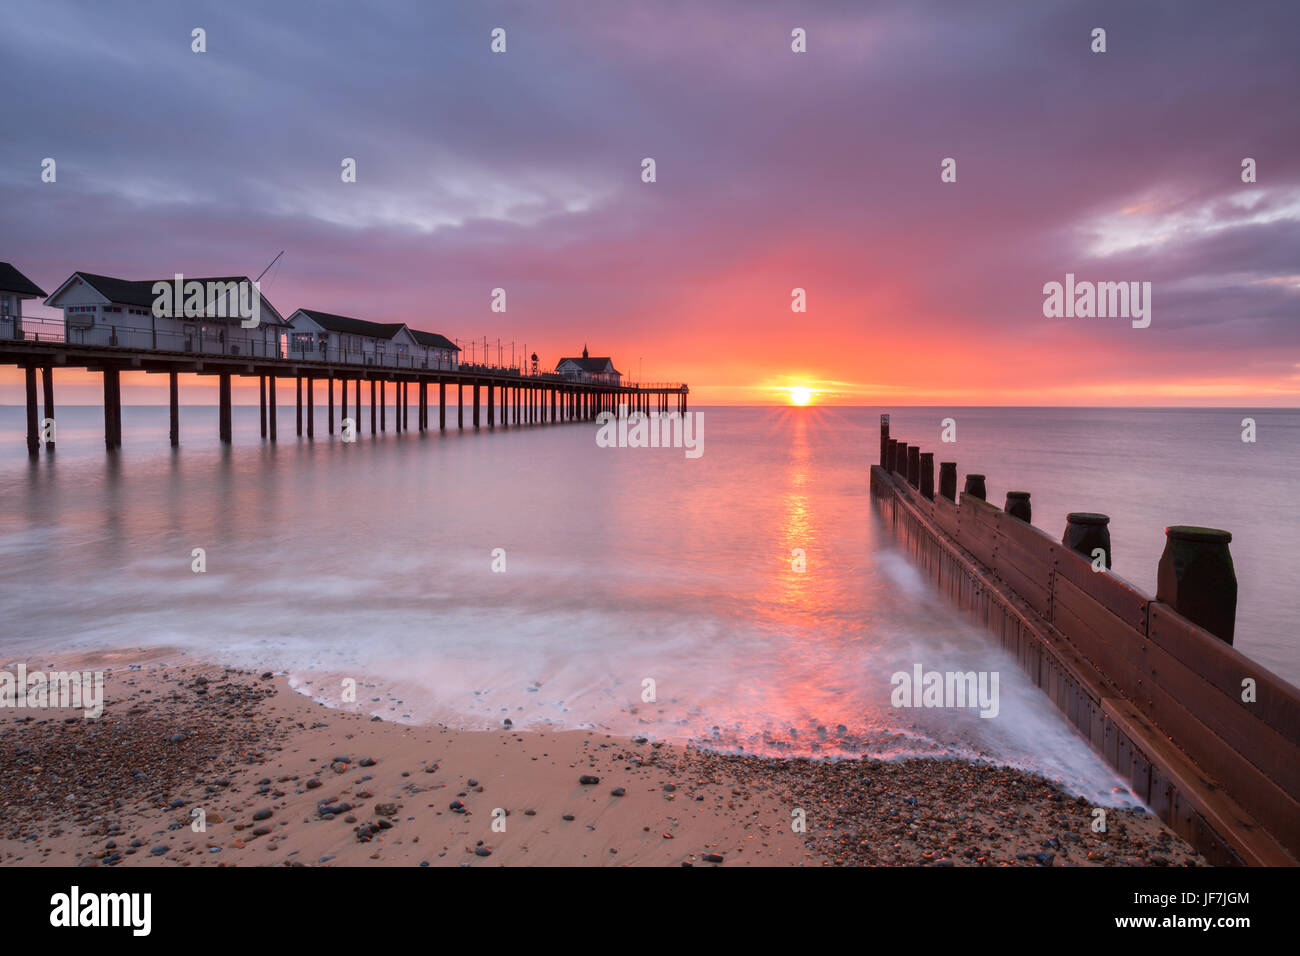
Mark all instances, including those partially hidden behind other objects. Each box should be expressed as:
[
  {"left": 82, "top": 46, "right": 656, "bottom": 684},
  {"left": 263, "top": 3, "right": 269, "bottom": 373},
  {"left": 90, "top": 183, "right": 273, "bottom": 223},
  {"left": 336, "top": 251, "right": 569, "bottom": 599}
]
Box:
[{"left": 788, "top": 386, "right": 814, "bottom": 406}]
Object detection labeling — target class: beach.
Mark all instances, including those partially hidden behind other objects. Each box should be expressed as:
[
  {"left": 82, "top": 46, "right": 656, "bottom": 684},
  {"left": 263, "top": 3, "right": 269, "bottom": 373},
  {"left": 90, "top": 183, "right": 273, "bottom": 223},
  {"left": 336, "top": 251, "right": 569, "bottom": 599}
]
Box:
[{"left": 0, "top": 650, "right": 1201, "bottom": 867}]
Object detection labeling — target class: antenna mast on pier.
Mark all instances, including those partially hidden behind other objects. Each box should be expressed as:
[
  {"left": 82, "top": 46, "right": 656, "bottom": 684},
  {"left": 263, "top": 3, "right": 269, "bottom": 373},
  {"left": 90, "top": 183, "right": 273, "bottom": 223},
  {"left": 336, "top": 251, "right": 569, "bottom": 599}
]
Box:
[{"left": 255, "top": 250, "right": 285, "bottom": 284}]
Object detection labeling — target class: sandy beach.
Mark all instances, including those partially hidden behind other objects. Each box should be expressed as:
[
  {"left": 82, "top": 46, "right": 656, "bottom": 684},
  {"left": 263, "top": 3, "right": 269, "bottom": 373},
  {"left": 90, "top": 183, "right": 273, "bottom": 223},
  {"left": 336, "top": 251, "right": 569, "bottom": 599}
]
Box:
[{"left": 0, "top": 650, "right": 1202, "bottom": 867}]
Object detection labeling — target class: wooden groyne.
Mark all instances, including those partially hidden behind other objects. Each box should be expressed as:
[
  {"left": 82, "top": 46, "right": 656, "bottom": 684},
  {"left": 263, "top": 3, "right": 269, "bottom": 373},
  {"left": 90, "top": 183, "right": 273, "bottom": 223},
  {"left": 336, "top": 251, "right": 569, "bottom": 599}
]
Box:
[
  {"left": 0, "top": 337, "right": 687, "bottom": 454},
  {"left": 872, "top": 415, "right": 1300, "bottom": 866}
]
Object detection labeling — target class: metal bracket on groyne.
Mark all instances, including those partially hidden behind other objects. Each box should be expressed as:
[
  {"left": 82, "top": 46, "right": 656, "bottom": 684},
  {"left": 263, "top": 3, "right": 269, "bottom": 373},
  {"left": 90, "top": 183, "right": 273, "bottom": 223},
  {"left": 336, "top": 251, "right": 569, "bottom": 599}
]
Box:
[{"left": 871, "top": 415, "right": 1300, "bottom": 866}]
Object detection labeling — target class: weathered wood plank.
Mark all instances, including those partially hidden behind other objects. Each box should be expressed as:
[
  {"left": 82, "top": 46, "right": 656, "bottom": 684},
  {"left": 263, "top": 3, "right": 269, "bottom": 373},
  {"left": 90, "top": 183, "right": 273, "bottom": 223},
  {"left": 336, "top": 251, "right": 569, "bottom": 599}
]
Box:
[{"left": 1148, "top": 602, "right": 1300, "bottom": 744}]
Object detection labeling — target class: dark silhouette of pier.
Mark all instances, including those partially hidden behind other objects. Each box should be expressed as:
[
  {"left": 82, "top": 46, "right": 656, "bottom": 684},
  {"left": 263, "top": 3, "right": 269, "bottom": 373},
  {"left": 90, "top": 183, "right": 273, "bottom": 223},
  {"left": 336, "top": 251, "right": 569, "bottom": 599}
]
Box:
[{"left": 1, "top": 336, "right": 688, "bottom": 455}]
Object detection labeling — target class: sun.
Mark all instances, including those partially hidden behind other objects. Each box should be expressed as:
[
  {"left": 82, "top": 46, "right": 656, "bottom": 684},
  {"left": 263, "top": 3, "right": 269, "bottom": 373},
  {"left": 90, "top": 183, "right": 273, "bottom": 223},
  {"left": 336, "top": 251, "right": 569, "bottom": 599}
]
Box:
[{"left": 788, "top": 386, "right": 814, "bottom": 406}]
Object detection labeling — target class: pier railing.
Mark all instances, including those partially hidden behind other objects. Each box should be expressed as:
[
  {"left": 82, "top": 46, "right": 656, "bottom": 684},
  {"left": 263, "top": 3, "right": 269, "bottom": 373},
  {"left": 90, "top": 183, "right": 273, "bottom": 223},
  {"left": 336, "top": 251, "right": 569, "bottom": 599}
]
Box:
[
  {"left": 872, "top": 414, "right": 1300, "bottom": 866},
  {"left": 7, "top": 318, "right": 686, "bottom": 391}
]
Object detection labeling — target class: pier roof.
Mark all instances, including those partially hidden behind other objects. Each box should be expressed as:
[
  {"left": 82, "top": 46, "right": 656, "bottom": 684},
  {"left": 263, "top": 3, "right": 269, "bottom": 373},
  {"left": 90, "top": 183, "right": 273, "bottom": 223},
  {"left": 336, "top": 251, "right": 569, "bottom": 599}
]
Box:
[
  {"left": 407, "top": 329, "right": 459, "bottom": 351},
  {"left": 557, "top": 356, "right": 620, "bottom": 373},
  {"left": 294, "top": 309, "right": 407, "bottom": 340},
  {"left": 47, "top": 272, "right": 289, "bottom": 325},
  {"left": 0, "top": 262, "right": 47, "bottom": 298}
]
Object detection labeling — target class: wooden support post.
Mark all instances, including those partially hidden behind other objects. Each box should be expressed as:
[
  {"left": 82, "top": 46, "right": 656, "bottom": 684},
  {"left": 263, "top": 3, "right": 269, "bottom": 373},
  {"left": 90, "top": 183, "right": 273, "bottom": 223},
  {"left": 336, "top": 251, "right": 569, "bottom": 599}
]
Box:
[
  {"left": 457, "top": 383, "right": 463, "bottom": 429},
  {"left": 269, "top": 376, "right": 277, "bottom": 442},
  {"left": 402, "top": 381, "right": 409, "bottom": 431},
  {"left": 439, "top": 381, "right": 446, "bottom": 430},
  {"left": 218, "top": 371, "right": 232, "bottom": 443},
  {"left": 920, "top": 452, "right": 934, "bottom": 500},
  {"left": 328, "top": 376, "right": 335, "bottom": 435},
  {"left": 1005, "top": 491, "right": 1031, "bottom": 523},
  {"left": 939, "top": 462, "right": 957, "bottom": 501},
  {"left": 25, "top": 366, "right": 39, "bottom": 457},
  {"left": 355, "top": 378, "right": 361, "bottom": 433},
  {"left": 296, "top": 376, "right": 302, "bottom": 436},
  {"left": 259, "top": 376, "right": 267, "bottom": 438},
  {"left": 1063, "top": 513, "right": 1111, "bottom": 568},
  {"left": 40, "top": 366, "right": 54, "bottom": 452},
  {"left": 1158, "top": 527, "right": 1237, "bottom": 644},
  {"left": 370, "top": 379, "right": 376, "bottom": 434},
  {"left": 380, "top": 380, "right": 386, "bottom": 431},
  {"left": 111, "top": 369, "right": 123, "bottom": 448},
  {"left": 907, "top": 446, "right": 920, "bottom": 488},
  {"left": 341, "top": 376, "right": 348, "bottom": 425},
  {"left": 473, "top": 383, "right": 480, "bottom": 428},
  {"left": 169, "top": 370, "right": 179, "bottom": 447},
  {"left": 963, "top": 474, "right": 986, "bottom": 500},
  {"left": 550, "top": 388, "right": 556, "bottom": 422},
  {"left": 488, "top": 381, "right": 495, "bottom": 427},
  {"left": 307, "top": 376, "right": 315, "bottom": 438}
]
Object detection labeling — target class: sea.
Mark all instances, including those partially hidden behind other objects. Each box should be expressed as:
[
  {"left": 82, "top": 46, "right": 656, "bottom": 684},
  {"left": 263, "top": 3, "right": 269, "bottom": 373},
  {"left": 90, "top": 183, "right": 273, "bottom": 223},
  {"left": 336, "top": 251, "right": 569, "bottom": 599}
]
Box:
[{"left": 2, "top": 404, "right": 1296, "bottom": 805}]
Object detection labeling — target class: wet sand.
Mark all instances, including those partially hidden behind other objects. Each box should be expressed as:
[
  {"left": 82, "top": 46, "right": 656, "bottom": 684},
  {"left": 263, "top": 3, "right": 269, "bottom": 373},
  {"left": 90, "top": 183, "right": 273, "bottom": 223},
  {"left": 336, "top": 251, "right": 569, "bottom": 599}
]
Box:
[{"left": 0, "top": 651, "right": 1202, "bottom": 867}]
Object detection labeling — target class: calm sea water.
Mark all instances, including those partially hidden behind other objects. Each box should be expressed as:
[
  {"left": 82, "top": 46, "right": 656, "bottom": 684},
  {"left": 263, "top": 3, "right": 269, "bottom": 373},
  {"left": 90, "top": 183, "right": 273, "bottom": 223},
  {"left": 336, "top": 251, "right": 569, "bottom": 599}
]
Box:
[{"left": 1, "top": 405, "right": 1295, "bottom": 803}]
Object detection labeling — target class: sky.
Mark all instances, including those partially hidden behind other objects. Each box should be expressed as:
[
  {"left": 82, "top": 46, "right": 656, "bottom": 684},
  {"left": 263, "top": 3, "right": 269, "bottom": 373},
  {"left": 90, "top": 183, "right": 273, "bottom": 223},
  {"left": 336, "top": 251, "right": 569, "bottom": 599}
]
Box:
[{"left": 1, "top": 0, "right": 1298, "bottom": 405}]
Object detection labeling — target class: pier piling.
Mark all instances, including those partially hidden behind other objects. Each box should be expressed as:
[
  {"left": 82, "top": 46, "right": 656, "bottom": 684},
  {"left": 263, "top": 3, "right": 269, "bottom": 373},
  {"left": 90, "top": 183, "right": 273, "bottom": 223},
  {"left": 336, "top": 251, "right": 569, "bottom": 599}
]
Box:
[
  {"left": 218, "top": 371, "right": 232, "bottom": 443},
  {"left": 259, "top": 376, "right": 267, "bottom": 439},
  {"left": 24, "top": 365, "right": 38, "bottom": 457},
  {"left": 307, "top": 377, "right": 315, "bottom": 438},
  {"left": 269, "top": 376, "right": 277, "bottom": 441},
  {"left": 102, "top": 368, "right": 122, "bottom": 450},
  {"left": 169, "top": 371, "right": 179, "bottom": 447},
  {"left": 41, "top": 366, "right": 54, "bottom": 452},
  {"left": 296, "top": 376, "right": 302, "bottom": 436}
]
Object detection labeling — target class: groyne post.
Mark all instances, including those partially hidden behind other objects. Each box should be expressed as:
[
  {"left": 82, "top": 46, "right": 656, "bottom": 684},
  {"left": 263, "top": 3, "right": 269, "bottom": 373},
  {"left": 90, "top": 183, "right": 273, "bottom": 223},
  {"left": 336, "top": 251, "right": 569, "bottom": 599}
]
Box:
[
  {"left": 1005, "top": 490, "right": 1031, "bottom": 523},
  {"left": 963, "top": 473, "right": 986, "bottom": 500},
  {"left": 1063, "top": 512, "right": 1110, "bottom": 568},
  {"left": 906, "top": 445, "right": 920, "bottom": 489},
  {"left": 939, "top": 462, "right": 957, "bottom": 501},
  {"left": 920, "top": 452, "right": 934, "bottom": 500},
  {"left": 1157, "top": 526, "right": 1238, "bottom": 645},
  {"left": 880, "top": 414, "right": 890, "bottom": 467}
]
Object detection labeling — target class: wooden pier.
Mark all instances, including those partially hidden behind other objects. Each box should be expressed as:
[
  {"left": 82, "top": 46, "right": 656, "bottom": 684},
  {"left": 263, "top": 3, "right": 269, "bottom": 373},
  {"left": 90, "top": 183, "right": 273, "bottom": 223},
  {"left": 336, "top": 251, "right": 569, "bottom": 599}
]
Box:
[
  {"left": 1, "top": 338, "right": 688, "bottom": 454},
  {"left": 873, "top": 414, "right": 1300, "bottom": 866}
]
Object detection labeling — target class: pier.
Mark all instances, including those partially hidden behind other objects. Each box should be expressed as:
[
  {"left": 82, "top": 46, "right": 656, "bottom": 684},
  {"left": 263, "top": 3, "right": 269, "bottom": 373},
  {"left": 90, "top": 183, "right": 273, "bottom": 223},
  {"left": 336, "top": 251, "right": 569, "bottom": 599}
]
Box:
[
  {"left": 872, "top": 415, "right": 1300, "bottom": 866},
  {"left": 1, "top": 331, "right": 688, "bottom": 454}
]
